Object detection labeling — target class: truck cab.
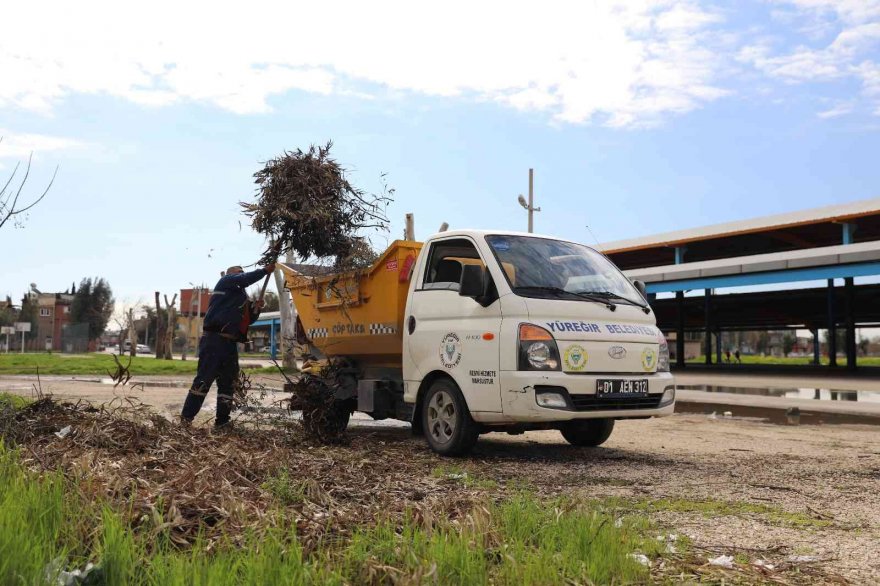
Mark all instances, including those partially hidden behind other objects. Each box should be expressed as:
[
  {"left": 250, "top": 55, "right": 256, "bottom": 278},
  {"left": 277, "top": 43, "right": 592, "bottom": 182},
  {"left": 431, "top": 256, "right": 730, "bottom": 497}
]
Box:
[{"left": 402, "top": 230, "right": 674, "bottom": 455}]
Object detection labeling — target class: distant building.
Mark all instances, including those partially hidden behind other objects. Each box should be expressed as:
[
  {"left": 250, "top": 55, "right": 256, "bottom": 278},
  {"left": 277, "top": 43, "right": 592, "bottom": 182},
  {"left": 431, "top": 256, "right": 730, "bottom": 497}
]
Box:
[
  {"left": 665, "top": 331, "right": 701, "bottom": 361},
  {"left": 178, "top": 287, "right": 212, "bottom": 352},
  {"left": 180, "top": 288, "right": 212, "bottom": 319},
  {"left": 36, "top": 292, "right": 74, "bottom": 351}
]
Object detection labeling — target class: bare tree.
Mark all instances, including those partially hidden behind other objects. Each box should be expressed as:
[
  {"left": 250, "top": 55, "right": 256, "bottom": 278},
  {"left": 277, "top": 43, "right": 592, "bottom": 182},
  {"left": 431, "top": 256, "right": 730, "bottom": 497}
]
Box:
[
  {"left": 163, "top": 294, "right": 177, "bottom": 360},
  {"left": 112, "top": 309, "right": 132, "bottom": 356},
  {"left": 154, "top": 292, "right": 166, "bottom": 359},
  {"left": 127, "top": 308, "right": 137, "bottom": 358},
  {"left": 0, "top": 139, "right": 57, "bottom": 230}
]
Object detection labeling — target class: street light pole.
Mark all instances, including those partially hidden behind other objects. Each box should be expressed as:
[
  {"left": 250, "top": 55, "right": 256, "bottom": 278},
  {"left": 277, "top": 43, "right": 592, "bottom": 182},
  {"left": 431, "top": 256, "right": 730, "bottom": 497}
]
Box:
[
  {"left": 528, "top": 168, "right": 534, "bottom": 233},
  {"left": 517, "top": 168, "right": 541, "bottom": 233}
]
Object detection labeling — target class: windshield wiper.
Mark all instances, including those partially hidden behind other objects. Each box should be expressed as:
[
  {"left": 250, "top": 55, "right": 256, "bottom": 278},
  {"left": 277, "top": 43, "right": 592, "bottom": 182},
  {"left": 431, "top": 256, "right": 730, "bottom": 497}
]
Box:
[
  {"left": 581, "top": 291, "right": 651, "bottom": 314},
  {"left": 513, "top": 286, "right": 616, "bottom": 311}
]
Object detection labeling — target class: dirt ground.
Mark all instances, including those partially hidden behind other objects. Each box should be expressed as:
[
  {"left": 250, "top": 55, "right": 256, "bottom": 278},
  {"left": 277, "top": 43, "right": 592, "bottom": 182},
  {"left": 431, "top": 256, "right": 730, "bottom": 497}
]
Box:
[
  {"left": 3, "top": 375, "right": 879, "bottom": 584},
  {"left": 503, "top": 420, "right": 880, "bottom": 584}
]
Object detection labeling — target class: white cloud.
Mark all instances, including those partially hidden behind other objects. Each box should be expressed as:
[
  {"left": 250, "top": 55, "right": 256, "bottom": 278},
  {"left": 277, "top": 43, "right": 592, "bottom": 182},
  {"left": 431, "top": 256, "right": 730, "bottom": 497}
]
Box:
[
  {"left": 817, "top": 101, "right": 854, "bottom": 118},
  {"left": 773, "top": 1, "right": 880, "bottom": 25},
  {"left": 0, "top": 130, "right": 86, "bottom": 159},
  {"left": 0, "top": 0, "right": 730, "bottom": 127},
  {"left": 744, "top": 1, "right": 880, "bottom": 114}
]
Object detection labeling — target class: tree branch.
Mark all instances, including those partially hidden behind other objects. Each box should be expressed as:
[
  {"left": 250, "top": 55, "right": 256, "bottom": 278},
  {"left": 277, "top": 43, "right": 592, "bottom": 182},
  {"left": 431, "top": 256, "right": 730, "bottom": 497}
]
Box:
[
  {"left": 0, "top": 146, "right": 56, "bottom": 231},
  {"left": 0, "top": 161, "right": 22, "bottom": 207}
]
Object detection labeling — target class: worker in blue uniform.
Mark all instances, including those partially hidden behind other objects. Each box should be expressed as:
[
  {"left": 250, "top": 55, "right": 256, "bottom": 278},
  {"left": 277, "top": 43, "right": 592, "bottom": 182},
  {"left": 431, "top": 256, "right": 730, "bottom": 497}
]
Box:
[{"left": 180, "top": 262, "right": 275, "bottom": 428}]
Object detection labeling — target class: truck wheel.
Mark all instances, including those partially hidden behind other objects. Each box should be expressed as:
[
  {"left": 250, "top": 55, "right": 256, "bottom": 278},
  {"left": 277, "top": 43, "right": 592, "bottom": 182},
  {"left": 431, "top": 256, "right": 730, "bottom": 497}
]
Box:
[
  {"left": 422, "top": 379, "right": 479, "bottom": 456},
  {"left": 560, "top": 419, "right": 615, "bottom": 447}
]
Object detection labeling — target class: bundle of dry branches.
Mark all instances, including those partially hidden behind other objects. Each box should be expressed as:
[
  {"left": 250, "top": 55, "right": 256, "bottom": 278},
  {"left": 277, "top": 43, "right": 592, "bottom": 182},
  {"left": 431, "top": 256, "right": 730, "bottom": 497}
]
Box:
[
  {"left": 290, "top": 374, "right": 350, "bottom": 444},
  {"left": 240, "top": 142, "right": 394, "bottom": 443},
  {"left": 241, "top": 141, "right": 392, "bottom": 269},
  {"left": 269, "top": 359, "right": 351, "bottom": 443}
]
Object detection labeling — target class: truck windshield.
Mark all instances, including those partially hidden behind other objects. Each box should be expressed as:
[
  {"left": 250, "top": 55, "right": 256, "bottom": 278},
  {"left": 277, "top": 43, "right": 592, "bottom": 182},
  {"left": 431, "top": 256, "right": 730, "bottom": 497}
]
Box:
[{"left": 485, "top": 235, "right": 645, "bottom": 306}]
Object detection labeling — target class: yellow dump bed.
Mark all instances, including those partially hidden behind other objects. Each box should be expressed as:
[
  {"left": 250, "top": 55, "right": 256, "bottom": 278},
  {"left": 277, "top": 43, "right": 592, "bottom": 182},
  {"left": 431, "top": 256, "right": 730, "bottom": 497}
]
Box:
[{"left": 280, "top": 241, "right": 423, "bottom": 368}]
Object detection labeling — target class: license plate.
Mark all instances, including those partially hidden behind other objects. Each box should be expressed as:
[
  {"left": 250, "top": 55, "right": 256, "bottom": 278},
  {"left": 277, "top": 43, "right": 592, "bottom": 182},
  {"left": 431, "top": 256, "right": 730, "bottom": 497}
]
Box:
[{"left": 596, "top": 379, "right": 649, "bottom": 397}]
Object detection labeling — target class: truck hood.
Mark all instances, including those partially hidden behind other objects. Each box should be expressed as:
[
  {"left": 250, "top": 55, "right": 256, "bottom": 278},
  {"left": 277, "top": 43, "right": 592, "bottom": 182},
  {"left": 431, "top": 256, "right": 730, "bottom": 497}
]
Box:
[{"left": 523, "top": 297, "right": 663, "bottom": 374}]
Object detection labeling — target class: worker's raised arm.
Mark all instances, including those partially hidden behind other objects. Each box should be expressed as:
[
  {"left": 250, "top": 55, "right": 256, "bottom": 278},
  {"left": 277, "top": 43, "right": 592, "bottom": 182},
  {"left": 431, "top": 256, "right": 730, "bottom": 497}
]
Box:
[{"left": 223, "top": 265, "right": 274, "bottom": 289}]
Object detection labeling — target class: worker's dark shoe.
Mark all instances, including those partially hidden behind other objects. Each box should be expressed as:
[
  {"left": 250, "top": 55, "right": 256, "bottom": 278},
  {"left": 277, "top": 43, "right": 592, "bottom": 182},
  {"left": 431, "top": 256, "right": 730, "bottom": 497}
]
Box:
[
  {"left": 213, "top": 420, "right": 234, "bottom": 433},
  {"left": 179, "top": 416, "right": 193, "bottom": 427}
]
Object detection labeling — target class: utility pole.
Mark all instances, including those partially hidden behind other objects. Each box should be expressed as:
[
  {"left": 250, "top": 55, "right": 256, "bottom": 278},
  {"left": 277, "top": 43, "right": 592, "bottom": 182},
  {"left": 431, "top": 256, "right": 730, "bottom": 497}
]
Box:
[
  {"left": 405, "top": 213, "right": 416, "bottom": 241},
  {"left": 274, "top": 247, "right": 297, "bottom": 367},
  {"left": 517, "top": 168, "right": 541, "bottom": 233}
]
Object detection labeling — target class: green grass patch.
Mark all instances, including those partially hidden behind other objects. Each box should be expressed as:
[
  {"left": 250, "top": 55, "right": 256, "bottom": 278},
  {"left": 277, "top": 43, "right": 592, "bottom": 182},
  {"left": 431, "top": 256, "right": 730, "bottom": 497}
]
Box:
[
  {"left": 261, "top": 468, "right": 306, "bottom": 506},
  {"left": 0, "top": 441, "right": 661, "bottom": 585},
  {"left": 630, "top": 497, "right": 831, "bottom": 528},
  {"left": 0, "top": 353, "right": 198, "bottom": 376},
  {"left": 255, "top": 365, "right": 298, "bottom": 376},
  {"left": 344, "top": 494, "right": 657, "bottom": 585},
  {"left": 0, "top": 393, "right": 30, "bottom": 409}
]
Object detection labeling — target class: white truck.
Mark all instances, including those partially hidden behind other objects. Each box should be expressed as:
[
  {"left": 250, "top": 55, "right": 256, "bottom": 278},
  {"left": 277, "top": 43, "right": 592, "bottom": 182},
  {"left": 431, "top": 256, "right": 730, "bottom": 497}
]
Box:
[{"left": 283, "top": 230, "right": 674, "bottom": 455}]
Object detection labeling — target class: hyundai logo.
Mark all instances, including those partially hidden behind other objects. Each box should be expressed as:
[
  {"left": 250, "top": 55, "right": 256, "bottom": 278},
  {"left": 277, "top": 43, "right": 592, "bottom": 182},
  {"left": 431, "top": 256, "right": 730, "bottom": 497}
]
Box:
[{"left": 608, "top": 346, "right": 627, "bottom": 359}]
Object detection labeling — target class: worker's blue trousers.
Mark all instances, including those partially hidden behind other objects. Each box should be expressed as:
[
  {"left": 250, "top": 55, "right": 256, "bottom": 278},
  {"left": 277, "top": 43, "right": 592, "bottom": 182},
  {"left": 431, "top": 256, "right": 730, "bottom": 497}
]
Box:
[{"left": 180, "top": 332, "right": 239, "bottom": 426}]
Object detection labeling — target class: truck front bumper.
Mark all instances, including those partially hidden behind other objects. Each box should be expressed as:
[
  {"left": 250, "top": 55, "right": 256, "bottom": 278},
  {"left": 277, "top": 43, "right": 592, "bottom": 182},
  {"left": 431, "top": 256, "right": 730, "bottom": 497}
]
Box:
[{"left": 480, "top": 371, "right": 675, "bottom": 424}]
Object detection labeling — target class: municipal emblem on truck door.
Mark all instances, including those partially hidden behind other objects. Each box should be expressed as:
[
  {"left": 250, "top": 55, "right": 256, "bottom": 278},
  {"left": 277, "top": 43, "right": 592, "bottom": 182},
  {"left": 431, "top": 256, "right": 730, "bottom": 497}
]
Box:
[
  {"left": 641, "top": 348, "right": 657, "bottom": 372},
  {"left": 563, "top": 344, "right": 588, "bottom": 372},
  {"left": 439, "top": 333, "right": 462, "bottom": 369}
]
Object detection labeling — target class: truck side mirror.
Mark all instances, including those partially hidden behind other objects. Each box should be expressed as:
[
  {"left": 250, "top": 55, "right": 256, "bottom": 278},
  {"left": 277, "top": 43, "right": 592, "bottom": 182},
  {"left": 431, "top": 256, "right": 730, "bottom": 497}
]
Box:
[
  {"left": 459, "top": 265, "right": 486, "bottom": 298},
  {"left": 632, "top": 279, "right": 647, "bottom": 299}
]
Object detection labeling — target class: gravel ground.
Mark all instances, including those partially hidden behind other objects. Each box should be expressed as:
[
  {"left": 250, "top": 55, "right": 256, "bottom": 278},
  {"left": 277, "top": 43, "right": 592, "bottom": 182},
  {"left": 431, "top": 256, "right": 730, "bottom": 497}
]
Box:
[
  {"left": 3, "top": 375, "right": 879, "bottom": 583},
  {"left": 475, "top": 417, "right": 879, "bottom": 584}
]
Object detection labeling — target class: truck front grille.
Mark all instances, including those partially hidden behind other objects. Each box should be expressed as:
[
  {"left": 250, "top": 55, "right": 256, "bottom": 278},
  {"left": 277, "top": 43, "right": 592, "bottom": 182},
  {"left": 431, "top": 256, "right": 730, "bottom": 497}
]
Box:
[{"left": 568, "top": 394, "right": 663, "bottom": 412}]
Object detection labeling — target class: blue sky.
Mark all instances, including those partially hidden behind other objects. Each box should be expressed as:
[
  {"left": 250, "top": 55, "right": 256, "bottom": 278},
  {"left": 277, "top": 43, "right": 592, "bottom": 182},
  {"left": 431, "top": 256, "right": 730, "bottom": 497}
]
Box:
[{"left": 1, "top": 0, "right": 879, "bottom": 315}]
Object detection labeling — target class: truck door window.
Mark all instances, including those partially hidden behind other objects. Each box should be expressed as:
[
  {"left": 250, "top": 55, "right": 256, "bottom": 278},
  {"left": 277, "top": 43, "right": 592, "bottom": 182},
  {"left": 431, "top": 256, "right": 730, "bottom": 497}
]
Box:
[{"left": 422, "top": 238, "right": 484, "bottom": 291}]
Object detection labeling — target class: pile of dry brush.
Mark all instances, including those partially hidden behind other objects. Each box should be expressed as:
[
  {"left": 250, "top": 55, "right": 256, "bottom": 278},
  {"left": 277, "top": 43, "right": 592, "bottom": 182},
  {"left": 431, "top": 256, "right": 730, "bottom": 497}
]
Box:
[
  {"left": 1, "top": 395, "right": 487, "bottom": 551},
  {"left": 241, "top": 141, "right": 392, "bottom": 271}
]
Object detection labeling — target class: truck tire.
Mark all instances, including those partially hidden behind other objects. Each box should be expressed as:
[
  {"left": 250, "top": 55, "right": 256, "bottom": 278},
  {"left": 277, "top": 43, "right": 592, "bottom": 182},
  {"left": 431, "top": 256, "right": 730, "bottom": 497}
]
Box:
[
  {"left": 422, "top": 379, "right": 479, "bottom": 456},
  {"left": 560, "top": 419, "right": 615, "bottom": 447}
]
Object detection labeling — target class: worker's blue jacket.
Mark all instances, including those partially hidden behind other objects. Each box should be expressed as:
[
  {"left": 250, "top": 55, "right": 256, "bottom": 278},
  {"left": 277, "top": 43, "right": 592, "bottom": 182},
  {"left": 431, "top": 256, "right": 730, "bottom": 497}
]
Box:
[{"left": 202, "top": 268, "right": 268, "bottom": 341}]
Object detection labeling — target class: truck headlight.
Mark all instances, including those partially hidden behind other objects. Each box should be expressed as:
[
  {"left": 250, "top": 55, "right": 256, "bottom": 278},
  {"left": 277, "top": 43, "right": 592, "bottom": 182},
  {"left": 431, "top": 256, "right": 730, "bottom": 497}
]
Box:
[
  {"left": 657, "top": 336, "right": 670, "bottom": 372},
  {"left": 518, "top": 324, "right": 560, "bottom": 371}
]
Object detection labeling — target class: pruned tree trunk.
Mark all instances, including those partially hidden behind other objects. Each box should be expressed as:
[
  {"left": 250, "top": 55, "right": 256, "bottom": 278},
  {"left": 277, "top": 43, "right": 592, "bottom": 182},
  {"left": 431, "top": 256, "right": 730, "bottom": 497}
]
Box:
[
  {"left": 154, "top": 291, "right": 166, "bottom": 359},
  {"left": 164, "top": 294, "right": 177, "bottom": 360},
  {"left": 182, "top": 313, "right": 192, "bottom": 361},
  {"left": 127, "top": 308, "right": 137, "bottom": 358}
]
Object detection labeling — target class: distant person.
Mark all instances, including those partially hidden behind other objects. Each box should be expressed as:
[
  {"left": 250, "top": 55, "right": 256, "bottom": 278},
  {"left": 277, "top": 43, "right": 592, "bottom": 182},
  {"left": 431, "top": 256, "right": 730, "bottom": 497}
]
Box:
[
  {"left": 725, "top": 350, "right": 731, "bottom": 363},
  {"left": 734, "top": 349, "right": 741, "bottom": 364},
  {"left": 180, "top": 263, "right": 275, "bottom": 429}
]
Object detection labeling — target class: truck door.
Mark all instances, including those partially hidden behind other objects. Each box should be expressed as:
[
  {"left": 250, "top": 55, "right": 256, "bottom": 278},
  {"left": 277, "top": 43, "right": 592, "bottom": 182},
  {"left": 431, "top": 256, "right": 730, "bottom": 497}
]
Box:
[{"left": 406, "top": 237, "right": 503, "bottom": 413}]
